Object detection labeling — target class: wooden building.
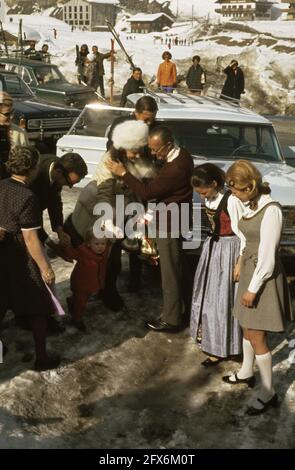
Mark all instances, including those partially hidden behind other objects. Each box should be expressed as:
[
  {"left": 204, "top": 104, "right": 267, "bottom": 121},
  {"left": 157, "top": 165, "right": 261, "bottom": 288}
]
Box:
[
  {"left": 282, "top": 1, "right": 295, "bottom": 20},
  {"left": 215, "top": 0, "right": 274, "bottom": 20},
  {"left": 128, "top": 12, "right": 174, "bottom": 34}
]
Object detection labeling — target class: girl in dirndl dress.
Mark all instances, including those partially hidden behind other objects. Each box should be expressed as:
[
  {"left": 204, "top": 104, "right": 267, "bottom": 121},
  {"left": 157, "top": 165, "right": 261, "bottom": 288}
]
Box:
[
  {"left": 190, "top": 163, "right": 245, "bottom": 366},
  {"left": 223, "top": 160, "right": 292, "bottom": 416}
]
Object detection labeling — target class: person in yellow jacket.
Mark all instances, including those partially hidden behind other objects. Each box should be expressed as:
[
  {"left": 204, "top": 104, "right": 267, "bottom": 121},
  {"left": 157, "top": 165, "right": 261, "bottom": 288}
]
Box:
[{"left": 156, "top": 51, "right": 177, "bottom": 93}]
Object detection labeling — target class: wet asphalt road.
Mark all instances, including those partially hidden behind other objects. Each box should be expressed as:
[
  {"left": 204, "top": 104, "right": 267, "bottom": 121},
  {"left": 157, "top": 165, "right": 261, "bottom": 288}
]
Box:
[{"left": 269, "top": 116, "right": 295, "bottom": 168}]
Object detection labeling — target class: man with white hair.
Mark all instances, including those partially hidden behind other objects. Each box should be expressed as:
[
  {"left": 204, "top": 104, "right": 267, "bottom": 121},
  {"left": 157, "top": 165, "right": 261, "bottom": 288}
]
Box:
[{"left": 63, "top": 119, "right": 156, "bottom": 312}]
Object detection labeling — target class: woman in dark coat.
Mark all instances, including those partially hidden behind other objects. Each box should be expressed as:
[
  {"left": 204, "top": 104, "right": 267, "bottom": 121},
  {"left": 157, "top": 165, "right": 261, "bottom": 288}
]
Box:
[
  {"left": 186, "top": 55, "right": 206, "bottom": 95},
  {"left": 0, "top": 146, "right": 61, "bottom": 371},
  {"left": 221, "top": 60, "right": 245, "bottom": 100}
]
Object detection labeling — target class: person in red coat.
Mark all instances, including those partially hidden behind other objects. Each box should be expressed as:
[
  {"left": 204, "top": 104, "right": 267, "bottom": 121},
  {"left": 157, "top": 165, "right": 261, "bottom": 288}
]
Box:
[{"left": 65, "top": 231, "right": 111, "bottom": 332}]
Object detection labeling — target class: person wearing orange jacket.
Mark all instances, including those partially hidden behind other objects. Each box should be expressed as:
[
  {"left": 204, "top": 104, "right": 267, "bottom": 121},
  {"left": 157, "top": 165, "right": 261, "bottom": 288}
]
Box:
[{"left": 156, "top": 51, "right": 177, "bottom": 93}]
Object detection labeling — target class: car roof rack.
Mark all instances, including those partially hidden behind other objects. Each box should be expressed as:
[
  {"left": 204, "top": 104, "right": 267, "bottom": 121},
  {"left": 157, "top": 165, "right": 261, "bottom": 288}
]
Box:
[{"left": 141, "top": 87, "right": 241, "bottom": 109}]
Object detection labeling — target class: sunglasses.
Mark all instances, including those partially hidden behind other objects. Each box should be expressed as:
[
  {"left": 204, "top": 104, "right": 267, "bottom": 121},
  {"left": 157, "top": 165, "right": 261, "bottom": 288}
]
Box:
[{"left": 0, "top": 110, "right": 13, "bottom": 117}]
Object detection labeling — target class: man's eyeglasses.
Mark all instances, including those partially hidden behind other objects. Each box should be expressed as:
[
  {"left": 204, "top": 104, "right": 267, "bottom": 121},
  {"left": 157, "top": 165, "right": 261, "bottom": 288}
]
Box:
[{"left": 151, "top": 142, "right": 170, "bottom": 155}]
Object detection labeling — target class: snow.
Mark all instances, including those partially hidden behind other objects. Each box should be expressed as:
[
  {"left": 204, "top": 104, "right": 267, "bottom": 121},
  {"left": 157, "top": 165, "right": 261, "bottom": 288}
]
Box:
[
  {"left": 1, "top": 21, "right": 41, "bottom": 41},
  {"left": 3, "top": 8, "right": 293, "bottom": 114},
  {"left": 128, "top": 12, "right": 174, "bottom": 22}
]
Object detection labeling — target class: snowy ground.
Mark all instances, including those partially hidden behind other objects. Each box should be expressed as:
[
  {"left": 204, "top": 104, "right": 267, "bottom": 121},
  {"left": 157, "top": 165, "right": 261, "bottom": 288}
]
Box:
[
  {"left": 0, "top": 121, "right": 295, "bottom": 449},
  {"left": 3, "top": 11, "right": 295, "bottom": 115}
]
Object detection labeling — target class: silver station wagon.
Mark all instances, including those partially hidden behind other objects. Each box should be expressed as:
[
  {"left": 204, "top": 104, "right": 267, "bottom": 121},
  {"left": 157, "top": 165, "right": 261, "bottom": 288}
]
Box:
[{"left": 56, "top": 91, "right": 295, "bottom": 256}]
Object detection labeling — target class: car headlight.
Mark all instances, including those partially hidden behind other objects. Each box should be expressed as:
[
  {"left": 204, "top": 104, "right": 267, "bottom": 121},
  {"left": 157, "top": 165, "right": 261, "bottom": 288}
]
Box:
[{"left": 28, "top": 119, "right": 42, "bottom": 129}]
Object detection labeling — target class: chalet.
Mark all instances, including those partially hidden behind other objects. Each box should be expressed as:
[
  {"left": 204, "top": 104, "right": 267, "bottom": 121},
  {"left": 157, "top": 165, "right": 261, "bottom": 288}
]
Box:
[
  {"left": 282, "top": 1, "right": 295, "bottom": 20},
  {"left": 128, "top": 12, "right": 174, "bottom": 34},
  {"left": 62, "top": 0, "right": 118, "bottom": 31},
  {"left": 215, "top": 0, "right": 274, "bottom": 20}
]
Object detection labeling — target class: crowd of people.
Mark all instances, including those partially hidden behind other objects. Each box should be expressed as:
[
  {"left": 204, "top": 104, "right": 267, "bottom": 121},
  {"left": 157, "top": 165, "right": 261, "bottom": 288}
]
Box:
[
  {"left": 0, "top": 87, "right": 292, "bottom": 416},
  {"left": 73, "top": 42, "right": 245, "bottom": 102}
]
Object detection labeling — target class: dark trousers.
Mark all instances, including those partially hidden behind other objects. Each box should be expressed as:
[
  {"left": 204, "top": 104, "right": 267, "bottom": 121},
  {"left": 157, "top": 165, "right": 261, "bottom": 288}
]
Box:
[
  {"left": 156, "top": 237, "right": 184, "bottom": 326},
  {"left": 98, "top": 76, "right": 105, "bottom": 98}
]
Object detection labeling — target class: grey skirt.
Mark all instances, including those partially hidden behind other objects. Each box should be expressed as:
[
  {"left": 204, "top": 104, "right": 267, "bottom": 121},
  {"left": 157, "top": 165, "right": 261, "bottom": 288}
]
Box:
[
  {"left": 190, "top": 235, "right": 242, "bottom": 357},
  {"left": 233, "top": 254, "right": 291, "bottom": 332}
]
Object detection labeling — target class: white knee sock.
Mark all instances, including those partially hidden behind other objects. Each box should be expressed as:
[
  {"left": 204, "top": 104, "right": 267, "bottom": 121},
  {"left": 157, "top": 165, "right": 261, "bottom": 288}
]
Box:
[
  {"left": 236, "top": 338, "right": 255, "bottom": 379},
  {"left": 253, "top": 352, "right": 275, "bottom": 408}
]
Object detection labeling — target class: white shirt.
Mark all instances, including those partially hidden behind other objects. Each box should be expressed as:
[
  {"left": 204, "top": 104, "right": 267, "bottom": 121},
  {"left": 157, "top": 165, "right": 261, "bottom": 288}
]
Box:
[
  {"left": 241, "top": 194, "right": 282, "bottom": 294},
  {"left": 166, "top": 145, "right": 180, "bottom": 163},
  {"left": 205, "top": 191, "right": 246, "bottom": 255}
]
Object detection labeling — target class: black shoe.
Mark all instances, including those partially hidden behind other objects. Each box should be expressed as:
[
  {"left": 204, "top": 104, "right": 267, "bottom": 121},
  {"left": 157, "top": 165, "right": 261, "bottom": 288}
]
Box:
[
  {"left": 47, "top": 317, "right": 66, "bottom": 335},
  {"left": 102, "top": 292, "right": 124, "bottom": 312},
  {"left": 72, "top": 319, "right": 87, "bottom": 333},
  {"left": 128, "top": 281, "right": 141, "bottom": 293},
  {"left": 246, "top": 394, "right": 279, "bottom": 416},
  {"left": 146, "top": 318, "right": 180, "bottom": 332},
  {"left": 34, "top": 354, "right": 61, "bottom": 372},
  {"left": 201, "top": 356, "right": 224, "bottom": 367},
  {"left": 66, "top": 296, "right": 73, "bottom": 315},
  {"left": 222, "top": 373, "right": 256, "bottom": 388}
]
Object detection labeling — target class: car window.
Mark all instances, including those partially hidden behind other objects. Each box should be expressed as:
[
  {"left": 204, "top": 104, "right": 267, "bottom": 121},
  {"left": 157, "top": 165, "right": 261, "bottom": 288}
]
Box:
[
  {"left": 0, "top": 73, "right": 33, "bottom": 97},
  {"left": 166, "top": 121, "right": 282, "bottom": 162},
  {"left": 33, "top": 65, "right": 65, "bottom": 85},
  {"left": 69, "top": 106, "right": 133, "bottom": 138},
  {"left": 18, "top": 66, "right": 32, "bottom": 85}
]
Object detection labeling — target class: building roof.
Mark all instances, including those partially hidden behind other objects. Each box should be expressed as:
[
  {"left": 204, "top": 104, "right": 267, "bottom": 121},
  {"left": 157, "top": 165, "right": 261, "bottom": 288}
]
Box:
[
  {"left": 215, "top": 0, "right": 274, "bottom": 3},
  {"left": 128, "top": 13, "right": 174, "bottom": 23},
  {"left": 63, "top": 0, "right": 117, "bottom": 4},
  {"left": 85, "top": 0, "right": 118, "bottom": 4}
]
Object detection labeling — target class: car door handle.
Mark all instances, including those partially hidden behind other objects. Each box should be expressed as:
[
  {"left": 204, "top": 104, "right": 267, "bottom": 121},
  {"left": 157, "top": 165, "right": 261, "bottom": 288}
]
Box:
[{"left": 60, "top": 147, "right": 73, "bottom": 152}]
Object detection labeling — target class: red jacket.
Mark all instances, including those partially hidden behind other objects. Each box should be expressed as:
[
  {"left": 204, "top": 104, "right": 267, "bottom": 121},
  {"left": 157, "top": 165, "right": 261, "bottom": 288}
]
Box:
[{"left": 65, "top": 244, "right": 110, "bottom": 293}]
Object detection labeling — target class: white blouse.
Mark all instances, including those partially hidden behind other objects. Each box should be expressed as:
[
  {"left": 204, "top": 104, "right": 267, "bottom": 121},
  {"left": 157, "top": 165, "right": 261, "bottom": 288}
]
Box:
[
  {"left": 241, "top": 194, "right": 282, "bottom": 294},
  {"left": 205, "top": 191, "right": 246, "bottom": 256}
]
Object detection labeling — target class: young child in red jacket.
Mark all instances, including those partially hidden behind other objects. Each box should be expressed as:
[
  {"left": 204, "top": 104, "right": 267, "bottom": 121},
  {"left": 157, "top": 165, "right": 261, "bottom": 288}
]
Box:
[{"left": 65, "top": 231, "right": 111, "bottom": 332}]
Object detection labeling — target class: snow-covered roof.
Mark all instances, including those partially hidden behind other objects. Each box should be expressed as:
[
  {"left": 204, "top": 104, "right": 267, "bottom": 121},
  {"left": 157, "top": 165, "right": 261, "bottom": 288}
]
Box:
[
  {"left": 215, "top": 0, "right": 274, "bottom": 3},
  {"left": 85, "top": 0, "right": 118, "bottom": 4},
  {"left": 128, "top": 13, "right": 174, "bottom": 23}
]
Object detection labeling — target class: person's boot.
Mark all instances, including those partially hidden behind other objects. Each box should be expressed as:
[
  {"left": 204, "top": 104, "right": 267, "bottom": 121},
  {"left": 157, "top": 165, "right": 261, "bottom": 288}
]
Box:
[
  {"left": 128, "top": 252, "right": 142, "bottom": 293},
  {"left": 102, "top": 290, "right": 124, "bottom": 312}
]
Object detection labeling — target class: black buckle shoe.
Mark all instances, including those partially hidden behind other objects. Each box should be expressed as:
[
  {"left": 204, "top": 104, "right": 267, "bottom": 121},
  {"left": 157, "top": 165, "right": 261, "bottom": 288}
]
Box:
[
  {"left": 146, "top": 318, "right": 180, "bottom": 332},
  {"left": 246, "top": 394, "right": 278, "bottom": 416},
  {"left": 222, "top": 373, "right": 256, "bottom": 388},
  {"left": 201, "top": 356, "right": 224, "bottom": 367}
]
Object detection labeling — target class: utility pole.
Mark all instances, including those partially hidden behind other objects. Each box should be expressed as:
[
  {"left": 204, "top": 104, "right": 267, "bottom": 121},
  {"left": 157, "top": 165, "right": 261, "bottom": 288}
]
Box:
[{"left": 109, "top": 38, "right": 115, "bottom": 105}]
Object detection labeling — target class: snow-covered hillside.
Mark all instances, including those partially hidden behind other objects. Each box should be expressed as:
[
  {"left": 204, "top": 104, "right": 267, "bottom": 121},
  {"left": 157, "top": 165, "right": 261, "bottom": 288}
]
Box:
[{"left": 3, "top": 1, "right": 295, "bottom": 115}]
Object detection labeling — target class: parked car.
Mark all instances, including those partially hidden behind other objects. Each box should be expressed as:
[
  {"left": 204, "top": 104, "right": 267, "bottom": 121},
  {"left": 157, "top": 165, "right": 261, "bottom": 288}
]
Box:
[
  {"left": 1, "top": 57, "right": 98, "bottom": 108},
  {"left": 56, "top": 91, "right": 295, "bottom": 257},
  {"left": 0, "top": 70, "right": 80, "bottom": 148}
]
